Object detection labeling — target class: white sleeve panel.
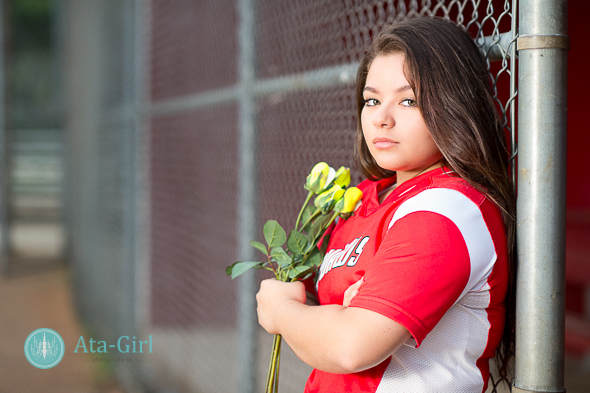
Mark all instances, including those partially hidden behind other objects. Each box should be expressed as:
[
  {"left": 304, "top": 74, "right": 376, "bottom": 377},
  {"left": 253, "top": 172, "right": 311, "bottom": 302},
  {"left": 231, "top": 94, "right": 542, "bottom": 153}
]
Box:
[{"left": 388, "top": 188, "right": 497, "bottom": 300}]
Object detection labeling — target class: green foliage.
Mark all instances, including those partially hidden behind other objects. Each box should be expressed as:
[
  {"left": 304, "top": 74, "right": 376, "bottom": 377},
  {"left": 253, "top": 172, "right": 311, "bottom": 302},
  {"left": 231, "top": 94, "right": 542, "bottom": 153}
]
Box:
[
  {"left": 8, "top": 0, "right": 58, "bottom": 129},
  {"left": 308, "top": 213, "right": 333, "bottom": 244},
  {"left": 287, "top": 230, "right": 308, "bottom": 255},
  {"left": 13, "top": 0, "right": 55, "bottom": 16},
  {"left": 250, "top": 240, "right": 268, "bottom": 255},
  {"left": 270, "top": 247, "right": 292, "bottom": 267},
  {"left": 307, "top": 247, "right": 322, "bottom": 267},
  {"left": 226, "top": 261, "right": 262, "bottom": 279},
  {"left": 300, "top": 205, "right": 315, "bottom": 231},
  {"left": 319, "top": 233, "right": 331, "bottom": 256},
  {"left": 228, "top": 164, "right": 357, "bottom": 291},
  {"left": 288, "top": 265, "right": 311, "bottom": 279},
  {"left": 263, "top": 220, "right": 287, "bottom": 248}
]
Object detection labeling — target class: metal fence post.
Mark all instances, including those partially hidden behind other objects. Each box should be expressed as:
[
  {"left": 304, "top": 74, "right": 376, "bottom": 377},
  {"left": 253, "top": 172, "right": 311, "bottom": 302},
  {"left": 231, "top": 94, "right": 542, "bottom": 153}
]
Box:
[
  {"left": 513, "top": 0, "right": 568, "bottom": 392},
  {"left": 238, "top": 0, "right": 258, "bottom": 392}
]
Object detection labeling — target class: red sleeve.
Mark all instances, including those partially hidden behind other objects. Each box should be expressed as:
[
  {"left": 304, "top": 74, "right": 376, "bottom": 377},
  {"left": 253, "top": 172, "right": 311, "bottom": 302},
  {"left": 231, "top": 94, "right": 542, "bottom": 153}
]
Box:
[{"left": 348, "top": 211, "right": 471, "bottom": 346}]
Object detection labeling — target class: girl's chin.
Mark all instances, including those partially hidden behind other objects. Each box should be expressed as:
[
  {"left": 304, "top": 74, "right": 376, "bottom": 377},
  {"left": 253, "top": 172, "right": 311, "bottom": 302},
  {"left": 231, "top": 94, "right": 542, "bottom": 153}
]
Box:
[
  {"left": 375, "top": 157, "right": 444, "bottom": 174},
  {"left": 375, "top": 162, "right": 403, "bottom": 172}
]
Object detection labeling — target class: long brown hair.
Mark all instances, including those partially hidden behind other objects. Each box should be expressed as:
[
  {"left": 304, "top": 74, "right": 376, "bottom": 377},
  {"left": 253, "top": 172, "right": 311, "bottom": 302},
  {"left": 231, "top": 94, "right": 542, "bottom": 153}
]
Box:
[{"left": 354, "top": 17, "right": 516, "bottom": 379}]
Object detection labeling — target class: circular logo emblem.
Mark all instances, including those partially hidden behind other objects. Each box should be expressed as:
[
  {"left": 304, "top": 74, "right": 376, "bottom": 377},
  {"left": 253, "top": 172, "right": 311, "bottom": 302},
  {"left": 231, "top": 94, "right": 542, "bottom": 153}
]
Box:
[{"left": 24, "top": 328, "right": 65, "bottom": 369}]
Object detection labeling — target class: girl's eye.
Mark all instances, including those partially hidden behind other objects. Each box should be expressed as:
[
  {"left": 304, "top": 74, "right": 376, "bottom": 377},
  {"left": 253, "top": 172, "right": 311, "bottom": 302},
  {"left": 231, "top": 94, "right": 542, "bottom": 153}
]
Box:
[
  {"left": 363, "top": 98, "right": 379, "bottom": 107},
  {"left": 401, "top": 98, "right": 418, "bottom": 107}
]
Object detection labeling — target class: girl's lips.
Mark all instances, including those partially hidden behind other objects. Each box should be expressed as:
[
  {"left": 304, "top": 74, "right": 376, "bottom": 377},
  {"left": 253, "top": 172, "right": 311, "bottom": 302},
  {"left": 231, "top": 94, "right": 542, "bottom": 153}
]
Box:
[{"left": 372, "top": 137, "right": 398, "bottom": 149}]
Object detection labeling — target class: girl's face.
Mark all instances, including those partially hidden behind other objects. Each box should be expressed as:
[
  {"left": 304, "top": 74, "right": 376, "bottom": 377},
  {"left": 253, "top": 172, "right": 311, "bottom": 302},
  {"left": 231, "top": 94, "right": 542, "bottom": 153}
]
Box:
[{"left": 361, "top": 54, "right": 442, "bottom": 184}]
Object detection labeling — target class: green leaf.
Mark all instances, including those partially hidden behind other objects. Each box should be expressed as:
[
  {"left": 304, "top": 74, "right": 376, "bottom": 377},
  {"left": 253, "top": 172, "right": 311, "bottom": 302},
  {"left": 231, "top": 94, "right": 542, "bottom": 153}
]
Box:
[
  {"left": 308, "top": 214, "right": 333, "bottom": 244},
  {"left": 230, "top": 261, "right": 262, "bottom": 279},
  {"left": 288, "top": 265, "right": 312, "bottom": 279},
  {"left": 249, "top": 240, "right": 268, "bottom": 255},
  {"left": 300, "top": 205, "right": 315, "bottom": 231},
  {"left": 301, "top": 205, "right": 314, "bottom": 221},
  {"left": 307, "top": 247, "right": 323, "bottom": 267},
  {"left": 303, "top": 209, "right": 322, "bottom": 230},
  {"left": 270, "top": 247, "right": 292, "bottom": 267},
  {"left": 263, "top": 220, "right": 287, "bottom": 248},
  {"left": 287, "top": 230, "right": 308, "bottom": 255},
  {"left": 226, "top": 262, "right": 238, "bottom": 276},
  {"left": 319, "top": 233, "right": 331, "bottom": 255}
]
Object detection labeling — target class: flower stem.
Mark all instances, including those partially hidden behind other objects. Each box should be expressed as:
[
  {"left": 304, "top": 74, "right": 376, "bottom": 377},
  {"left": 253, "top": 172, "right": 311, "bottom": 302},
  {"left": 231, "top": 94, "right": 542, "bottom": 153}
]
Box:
[
  {"left": 274, "top": 335, "right": 282, "bottom": 391},
  {"left": 295, "top": 191, "right": 314, "bottom": 230},
  {"left": 265, "top": 340, "right": 275, "bottom": 392},
  {"left": 265, "top": 334, "right": 282, "bottom": 393},
  {"left": 267, "top": 253, "right": 279, "bottom": 277}
]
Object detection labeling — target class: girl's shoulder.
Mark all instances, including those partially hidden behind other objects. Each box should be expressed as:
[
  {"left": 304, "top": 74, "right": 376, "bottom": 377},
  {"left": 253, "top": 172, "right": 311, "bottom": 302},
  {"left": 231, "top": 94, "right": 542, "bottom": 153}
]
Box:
[
  {"left": 397, "top": 172, "right": 505, "bottom": 237},
  {"left": 384, "top": 171, "right": 493, "bottom": 229},
  {"left": 428, "top": 171, "right": 487, "bottom": 206}
]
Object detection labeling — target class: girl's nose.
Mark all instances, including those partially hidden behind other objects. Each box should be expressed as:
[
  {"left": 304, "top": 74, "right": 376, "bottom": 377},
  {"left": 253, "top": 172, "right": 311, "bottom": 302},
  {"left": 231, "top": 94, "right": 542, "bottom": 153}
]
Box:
[{"left": 373, "top": 109, "right": 394, "bottom": 129}]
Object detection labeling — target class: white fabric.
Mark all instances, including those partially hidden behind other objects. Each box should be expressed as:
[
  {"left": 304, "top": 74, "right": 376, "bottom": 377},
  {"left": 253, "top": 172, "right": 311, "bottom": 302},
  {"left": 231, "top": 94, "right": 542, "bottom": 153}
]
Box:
[{"left": 376, "top": 284, "right": 492, "bottom": 393}]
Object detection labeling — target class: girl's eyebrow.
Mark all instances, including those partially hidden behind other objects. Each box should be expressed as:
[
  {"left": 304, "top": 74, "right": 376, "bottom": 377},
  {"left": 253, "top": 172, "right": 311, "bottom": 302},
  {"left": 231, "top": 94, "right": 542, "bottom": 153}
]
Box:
[
  {"left": 363, "top": 85, "right": 413, "bottom": 94},
  {"left": 397, "top": 85, "right": 413, "bottom": 93}
]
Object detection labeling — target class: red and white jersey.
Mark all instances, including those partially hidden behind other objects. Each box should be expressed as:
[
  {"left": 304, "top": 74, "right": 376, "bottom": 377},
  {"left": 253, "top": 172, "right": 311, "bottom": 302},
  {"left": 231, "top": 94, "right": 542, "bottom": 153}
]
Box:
[{"left": 305, "top": 168, "right": 508, "bottom": 393}]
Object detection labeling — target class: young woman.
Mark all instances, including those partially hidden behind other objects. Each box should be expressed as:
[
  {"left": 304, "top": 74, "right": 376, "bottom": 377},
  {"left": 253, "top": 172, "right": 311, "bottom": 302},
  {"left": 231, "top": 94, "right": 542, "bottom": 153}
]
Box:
[{"left": 256, "top": 17, "right": 515, "bottom": 392}]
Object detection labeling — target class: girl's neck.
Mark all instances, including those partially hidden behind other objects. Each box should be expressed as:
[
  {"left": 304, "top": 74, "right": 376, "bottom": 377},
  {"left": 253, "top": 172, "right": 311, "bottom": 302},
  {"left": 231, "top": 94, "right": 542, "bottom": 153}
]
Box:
[
  {"left": 378, "top": 183, "right": 397, "bottom": 204},
  {"left": 396, "top": 161, "right": 444, "bottom": 186}
]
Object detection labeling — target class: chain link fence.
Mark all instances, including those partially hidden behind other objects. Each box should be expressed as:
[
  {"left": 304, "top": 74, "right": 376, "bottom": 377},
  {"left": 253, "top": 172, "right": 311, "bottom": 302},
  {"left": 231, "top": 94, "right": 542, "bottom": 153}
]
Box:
[{"left": 64, "top": 1, "right": 517, "bottom": 392}]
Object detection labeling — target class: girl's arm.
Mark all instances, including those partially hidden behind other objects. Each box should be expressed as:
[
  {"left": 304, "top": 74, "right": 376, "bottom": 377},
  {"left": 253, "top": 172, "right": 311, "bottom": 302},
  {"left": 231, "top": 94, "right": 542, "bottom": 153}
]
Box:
[{"left": 256, "top": 278, "right": 411, "bottom": 374}]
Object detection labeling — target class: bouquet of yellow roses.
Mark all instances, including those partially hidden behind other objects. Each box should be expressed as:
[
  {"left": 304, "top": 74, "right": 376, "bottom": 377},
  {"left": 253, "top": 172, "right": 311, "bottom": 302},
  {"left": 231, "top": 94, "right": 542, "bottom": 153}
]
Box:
[{"left": 226, "top": 162, "right": 363, "bottom": 393}]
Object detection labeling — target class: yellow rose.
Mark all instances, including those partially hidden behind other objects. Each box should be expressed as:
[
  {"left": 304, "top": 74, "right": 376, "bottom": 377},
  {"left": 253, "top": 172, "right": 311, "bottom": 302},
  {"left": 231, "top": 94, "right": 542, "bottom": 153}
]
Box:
[
  {"left": 314, "top": 185, "right": 345, "bottom": 214},
  {"left": 333, "top": 167, "right": 351, "bottom": 189},
  {"left": 304, "top": 162, "right": 333, "bottom": 193},
  {"left": 334, "top": 187, "right": 363, "bottom": 218}
]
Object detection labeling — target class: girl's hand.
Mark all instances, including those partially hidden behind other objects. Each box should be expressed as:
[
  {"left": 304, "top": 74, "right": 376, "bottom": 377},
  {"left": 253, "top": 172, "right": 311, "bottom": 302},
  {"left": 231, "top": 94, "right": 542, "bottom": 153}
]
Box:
[
  {"left": 343, "top": 277, "right": 364, "bottom": 307},
  {"left": 256, "top": 279, "right": 306, "bottom": 334}
]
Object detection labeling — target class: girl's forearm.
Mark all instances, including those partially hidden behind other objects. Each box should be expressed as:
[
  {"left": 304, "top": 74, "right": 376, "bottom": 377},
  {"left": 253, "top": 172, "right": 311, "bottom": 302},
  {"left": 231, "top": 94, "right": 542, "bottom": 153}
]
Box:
[
  {"left": 274, "top": 301, "right": 352, "bottom": 373},
  {"left": 274, "top": 300, "right": 410, "bottom": 374}
]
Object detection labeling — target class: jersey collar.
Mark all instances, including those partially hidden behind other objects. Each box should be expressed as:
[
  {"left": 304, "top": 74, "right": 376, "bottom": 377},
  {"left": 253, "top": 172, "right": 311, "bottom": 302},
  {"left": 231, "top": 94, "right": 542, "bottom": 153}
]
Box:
[{"left": 359, "top": 167, "right": 451, "bottom": 216}]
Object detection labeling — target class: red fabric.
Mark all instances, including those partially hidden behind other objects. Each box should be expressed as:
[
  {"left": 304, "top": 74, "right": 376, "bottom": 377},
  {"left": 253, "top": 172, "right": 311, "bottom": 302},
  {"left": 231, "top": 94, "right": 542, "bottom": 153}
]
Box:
[
  {"left": 304, "top": 168, "right": 508, "bottom": 393},
  {"left": 350, "top": 211, "right": 470, "bottom": 345}
]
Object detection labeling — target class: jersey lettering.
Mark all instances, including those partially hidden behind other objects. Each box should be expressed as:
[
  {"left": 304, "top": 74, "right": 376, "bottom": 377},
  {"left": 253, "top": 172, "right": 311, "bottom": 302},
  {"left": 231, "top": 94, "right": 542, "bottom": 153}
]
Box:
[
  {"left": 316, "top": 236, "right": 370, "bottom": 283},
  {"left": 332, "top": 239, "right": 358, "bottom": 268},
  {"left": 347, "top": 236, "right": 369, "bottom": 266}
]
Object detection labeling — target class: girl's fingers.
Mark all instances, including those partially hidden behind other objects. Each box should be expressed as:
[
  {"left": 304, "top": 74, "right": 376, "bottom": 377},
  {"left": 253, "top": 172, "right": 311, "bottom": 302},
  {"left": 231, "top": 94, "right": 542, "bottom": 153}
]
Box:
[
  {"left": 343, "top": 277, "right": 364, "bottom": 307},
  {"left": 256, "top": 279, "right": 306, "bottom": 334}
]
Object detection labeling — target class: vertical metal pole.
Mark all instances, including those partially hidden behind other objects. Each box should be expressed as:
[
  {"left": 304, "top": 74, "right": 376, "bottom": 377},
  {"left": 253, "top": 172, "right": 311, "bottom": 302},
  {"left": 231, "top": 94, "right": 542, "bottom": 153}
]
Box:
[
  {"left": 120, "top": 0, "right": 139, "bottom": 388},
  {"left": 133, "top": 0, "right": 150, "bottom": 344},
  {"left": 510, "top": 0, "right": 518, "bottom": 188},
  {"left": 238, "top": 0, "right": 257, "bottom": 392},
  {"left": 513, "top": 0, "right": 568, "bottom": 392},
  {"left": 132, "top": 0, "right": 153, "bottom": 387},
  {"left": 122, "top": 0, "right": 137, "bottom": 337}
]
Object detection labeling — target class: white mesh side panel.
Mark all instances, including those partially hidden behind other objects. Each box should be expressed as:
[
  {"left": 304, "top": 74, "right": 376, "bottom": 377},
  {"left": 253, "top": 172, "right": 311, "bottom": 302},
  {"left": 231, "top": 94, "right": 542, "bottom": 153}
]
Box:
[{"left": 376, "top": 283, "right": 492, "bottom": 393}]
